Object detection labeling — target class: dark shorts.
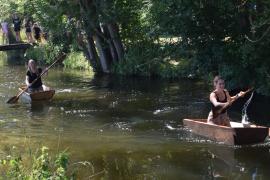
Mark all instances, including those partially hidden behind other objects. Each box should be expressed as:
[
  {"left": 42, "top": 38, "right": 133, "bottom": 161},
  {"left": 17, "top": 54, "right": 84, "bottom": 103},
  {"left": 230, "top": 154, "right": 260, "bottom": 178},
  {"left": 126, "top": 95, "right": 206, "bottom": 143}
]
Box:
[
  {"left": 14, "top": 26, "right": 21, "bottom": 32},
  {"left": 26, "top": 27, "right": 31, "bottom": 33}
]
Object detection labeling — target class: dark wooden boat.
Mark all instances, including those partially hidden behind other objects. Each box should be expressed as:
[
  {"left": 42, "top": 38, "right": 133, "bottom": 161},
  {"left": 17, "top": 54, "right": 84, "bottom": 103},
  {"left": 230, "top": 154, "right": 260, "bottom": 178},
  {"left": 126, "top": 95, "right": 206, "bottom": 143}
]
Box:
[
  {"left": 19, "top": 86, "right": 55, "bottom": 103},
  {"left": 183, "top": 119, "right": 269, "bottom": 145}
]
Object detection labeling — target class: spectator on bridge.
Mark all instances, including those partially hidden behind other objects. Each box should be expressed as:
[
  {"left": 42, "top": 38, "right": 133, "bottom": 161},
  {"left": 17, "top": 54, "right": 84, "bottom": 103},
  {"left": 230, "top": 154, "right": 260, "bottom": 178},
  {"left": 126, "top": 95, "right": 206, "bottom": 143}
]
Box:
[
  {"left": 1, "top": 19, "right": 9, "bottom": 44},
  {"left": 25, "top": 17, "right": 34, "bottom": 43},
  {"left": 33, "top": 23, "right": 41, "bottom": 43},
  {"left": 12, "top": 13, "right": 22, "bottom": 42}
]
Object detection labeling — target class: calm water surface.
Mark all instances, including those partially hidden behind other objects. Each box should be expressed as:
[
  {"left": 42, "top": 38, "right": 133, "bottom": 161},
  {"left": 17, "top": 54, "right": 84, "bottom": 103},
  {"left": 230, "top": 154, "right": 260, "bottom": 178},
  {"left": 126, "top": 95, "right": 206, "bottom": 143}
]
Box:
[{"left": 0, "top": 63, "right": 270, "bottom": 179}]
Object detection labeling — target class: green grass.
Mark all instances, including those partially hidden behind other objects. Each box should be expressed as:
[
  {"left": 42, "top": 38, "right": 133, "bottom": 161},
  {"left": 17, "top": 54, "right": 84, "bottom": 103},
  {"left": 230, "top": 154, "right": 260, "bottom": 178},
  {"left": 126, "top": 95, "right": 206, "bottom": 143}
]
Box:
[
  {"left": 0, "top": 52, "right": 7, "bottom": 66},
  {"left": 63, "top": 52, "right": 92, "bottom": 71},
  {"left": 0, "top": 146, "right": 73, "bottom": 179},
  {"left": 24, "top": 43, "right": 93, "bottom": 71}
]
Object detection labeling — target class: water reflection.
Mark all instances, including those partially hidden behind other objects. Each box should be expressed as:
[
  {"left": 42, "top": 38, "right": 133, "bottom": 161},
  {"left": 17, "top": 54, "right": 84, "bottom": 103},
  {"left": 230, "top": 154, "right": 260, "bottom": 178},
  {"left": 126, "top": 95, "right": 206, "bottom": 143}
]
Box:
[
  {"left": 205, "top": 145, "right": 270, "bottom": 179},
  {"left": 27, "top": 101, "right": 51, "bottom": 113}
]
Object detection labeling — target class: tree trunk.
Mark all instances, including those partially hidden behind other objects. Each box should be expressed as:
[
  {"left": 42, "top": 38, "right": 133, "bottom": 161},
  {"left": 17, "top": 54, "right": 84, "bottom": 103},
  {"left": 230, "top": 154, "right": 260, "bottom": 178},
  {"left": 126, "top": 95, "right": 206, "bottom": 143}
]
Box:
[
  {"left": 93, "top": 34, "right": 110, "bottom": 73},
  {"left": 107, "top": 23, "right": 125, "bottom": 61},
  {"left": 101, "top": 24, "right": 118, "bottom": 63},
  {"left": 85, "top": 36, "right": 100, "bottom": 72},
  {"left": 79, "top": 0, "right": 108, "bottom": 72}
]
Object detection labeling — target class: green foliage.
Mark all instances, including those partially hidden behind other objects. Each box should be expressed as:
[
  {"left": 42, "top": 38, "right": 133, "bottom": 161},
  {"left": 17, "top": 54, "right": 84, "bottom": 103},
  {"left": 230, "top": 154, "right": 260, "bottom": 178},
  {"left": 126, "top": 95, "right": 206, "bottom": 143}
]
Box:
[
  {"left": 146, "top": 0, "right": 270, "bottom": 94},
  {"left": 0, "top": 0, "right": 24, "bottom": 21},
  {"left": 100, "top": 0, "right": 149, "bottom": 44},
  {"left": 24, "top": 43, "right": 64, "bottom": 64},
  {"left": 63, "top": 52, "right": 92, "bottom": 70},
  {"left": 24, "top": 46, "right": 46, "bottom": 64},
  {"left": 113, "top": 41, "right": 190, "bottom": 78},
  {"left": 0, "top": 146, "right": 71, "bottom": 179},
  {"left": 25, "top": 44, "right": 92, "bottom": 70}
]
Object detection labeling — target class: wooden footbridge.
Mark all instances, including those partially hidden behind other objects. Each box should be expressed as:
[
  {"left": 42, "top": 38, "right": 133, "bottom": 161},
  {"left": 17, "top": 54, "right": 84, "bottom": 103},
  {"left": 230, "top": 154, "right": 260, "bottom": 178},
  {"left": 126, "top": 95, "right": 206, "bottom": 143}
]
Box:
[{"left": 0, "top": 43, "right": 33, "bottom": 51}]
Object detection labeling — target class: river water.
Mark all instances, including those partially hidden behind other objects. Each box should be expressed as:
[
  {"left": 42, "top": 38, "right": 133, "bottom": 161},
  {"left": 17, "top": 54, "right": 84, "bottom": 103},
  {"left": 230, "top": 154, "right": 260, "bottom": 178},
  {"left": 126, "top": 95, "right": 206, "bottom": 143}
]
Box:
[{"left": 0, "top": 62, "right": 269, "bottom": 179}]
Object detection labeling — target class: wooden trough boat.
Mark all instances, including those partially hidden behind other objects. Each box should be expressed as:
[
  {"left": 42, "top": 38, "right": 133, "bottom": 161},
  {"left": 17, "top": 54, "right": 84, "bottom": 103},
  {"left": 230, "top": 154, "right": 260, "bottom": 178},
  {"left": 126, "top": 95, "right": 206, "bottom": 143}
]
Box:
[
  {"left": 183, "top": 119, "right": 269, "bottom": 145},
  {"left": 19, "top": 86, "right": 55, "bottom": 103}
]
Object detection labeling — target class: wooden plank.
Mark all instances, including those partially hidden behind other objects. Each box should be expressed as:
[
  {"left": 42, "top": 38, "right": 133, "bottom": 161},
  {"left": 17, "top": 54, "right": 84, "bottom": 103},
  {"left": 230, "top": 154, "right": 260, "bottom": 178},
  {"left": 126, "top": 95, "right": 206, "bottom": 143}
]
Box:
[
  {"left": 0, "top": 43, "right": 33, "bottom": 51},
  {"left": 183, "top": 119, "right": 235, "bottom": 145},
  {"left": 183, "top": 119, "right": 269, "bottom": 145}
]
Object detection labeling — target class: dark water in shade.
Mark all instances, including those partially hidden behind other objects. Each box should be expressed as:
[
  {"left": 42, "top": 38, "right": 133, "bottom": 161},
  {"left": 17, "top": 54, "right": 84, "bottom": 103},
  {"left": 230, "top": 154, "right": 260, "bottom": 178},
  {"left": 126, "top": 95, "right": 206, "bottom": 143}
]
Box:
[{"left": 0, "top": 64, "right": 270, "bottom": 179}]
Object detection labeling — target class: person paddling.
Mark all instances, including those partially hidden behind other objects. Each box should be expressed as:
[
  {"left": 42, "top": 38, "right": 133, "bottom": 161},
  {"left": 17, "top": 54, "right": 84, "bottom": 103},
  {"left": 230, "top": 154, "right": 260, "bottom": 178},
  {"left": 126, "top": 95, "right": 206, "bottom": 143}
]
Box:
[
  {"left": 207, "top": 76, "right": 245, "bottom": 127},
  {"left": 26, "top": 59, "right": 48, "bottom": 93}
]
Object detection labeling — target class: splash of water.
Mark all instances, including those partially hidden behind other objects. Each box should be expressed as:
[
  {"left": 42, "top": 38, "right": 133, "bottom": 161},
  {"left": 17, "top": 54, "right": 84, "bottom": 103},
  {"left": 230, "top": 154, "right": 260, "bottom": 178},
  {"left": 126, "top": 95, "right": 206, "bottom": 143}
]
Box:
[
  {"left": 241, "top": 91, "right": 254, "bottom": 124},
  {"left": 165, "top": 124, "right": 176, "bottom": 130}
]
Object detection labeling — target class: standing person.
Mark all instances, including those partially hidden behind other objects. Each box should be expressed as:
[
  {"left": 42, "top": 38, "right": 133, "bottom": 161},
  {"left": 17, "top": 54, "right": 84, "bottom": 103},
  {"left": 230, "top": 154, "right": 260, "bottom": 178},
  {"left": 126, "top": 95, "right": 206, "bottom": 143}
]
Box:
[
  {"left": 12, "top": 13, "right": 22, "bottom": 42},
  {"left": 1, "top": 19, "right": 9, "bottom": 44},
  {"left": 25, "top": 18, "right": 33, "bottom": 43},
  {"left": 207, "top": 76, "right": 244, "bottom": 127},
  {"left": 33, "top": 23, "right": 41, "bottom": 43},
  {"left": 25, "top": 59, "right": 48, "bottom": 92}
]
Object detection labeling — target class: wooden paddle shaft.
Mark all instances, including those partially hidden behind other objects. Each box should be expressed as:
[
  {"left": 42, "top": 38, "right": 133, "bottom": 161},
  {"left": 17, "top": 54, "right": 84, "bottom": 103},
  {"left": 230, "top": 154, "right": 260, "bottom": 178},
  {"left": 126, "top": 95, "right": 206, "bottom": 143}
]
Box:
[
  {"left": 226, "top": 88, "right": 253, "bottom": 106},
  {"left": 213, "top": 88, "right": 253, "bottom": 118}
]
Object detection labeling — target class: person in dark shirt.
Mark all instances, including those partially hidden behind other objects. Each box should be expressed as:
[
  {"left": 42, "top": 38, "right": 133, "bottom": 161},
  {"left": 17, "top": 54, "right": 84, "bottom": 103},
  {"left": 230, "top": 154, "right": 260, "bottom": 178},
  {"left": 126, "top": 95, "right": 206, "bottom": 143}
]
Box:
[
  {"left": 12, "top": 13, "right": 21, "bottom": 42},
  {"left": 33, "top": 23, "right": 41, "bottom": 43},
  {"left": 207, "top": 76, "right": 244, "bottom": 127},
  {"left": 25, "top": 59, "right": 48, "bottom": 92},
  {"left": 25, "top": 18, "right": 33, "bottom": 43}
]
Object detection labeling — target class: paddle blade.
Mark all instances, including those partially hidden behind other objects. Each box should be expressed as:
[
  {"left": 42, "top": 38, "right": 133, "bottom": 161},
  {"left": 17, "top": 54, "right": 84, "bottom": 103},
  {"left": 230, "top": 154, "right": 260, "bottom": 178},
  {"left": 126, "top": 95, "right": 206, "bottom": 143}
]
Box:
[{"left": 6, "top": 96, "right": 19, "bottom": 104}]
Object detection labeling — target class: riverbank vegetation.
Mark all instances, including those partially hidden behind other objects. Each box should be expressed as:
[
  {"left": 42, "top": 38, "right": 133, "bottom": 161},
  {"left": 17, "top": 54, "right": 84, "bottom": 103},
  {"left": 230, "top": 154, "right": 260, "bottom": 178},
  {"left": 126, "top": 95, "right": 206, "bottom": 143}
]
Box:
[
  {"left": 0, "top": 146, "right": 71, "bottom": 179},
  {"left": 24, "top": 44, "right": 92, "bottom": 70},
  {"left": 0, "top": 144, "right": 166, "bottom": 179},
  {"left": 1, "top": 0, "right": 270, "bottom": 94}
]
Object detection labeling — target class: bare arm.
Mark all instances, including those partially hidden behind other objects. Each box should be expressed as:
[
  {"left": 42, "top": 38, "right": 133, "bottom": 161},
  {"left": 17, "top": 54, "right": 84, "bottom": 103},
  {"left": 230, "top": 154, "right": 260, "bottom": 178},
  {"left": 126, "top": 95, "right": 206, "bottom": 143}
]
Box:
[
  {"left": 227, "top": 90, "right": 245, "bottom": 102},
  {"left": 25, "top": 76, "right": 30, "bottom": 86}
]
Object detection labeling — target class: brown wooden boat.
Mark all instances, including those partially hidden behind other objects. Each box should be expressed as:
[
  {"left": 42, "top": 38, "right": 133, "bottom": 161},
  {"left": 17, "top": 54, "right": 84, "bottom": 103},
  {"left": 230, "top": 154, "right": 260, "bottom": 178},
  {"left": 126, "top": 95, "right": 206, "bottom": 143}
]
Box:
[
  {"left": 19, "top": 86, "right": 55, "bottom": 103},
  {"left": 183, "top": 119, "right": 269, "bottom": 145}
]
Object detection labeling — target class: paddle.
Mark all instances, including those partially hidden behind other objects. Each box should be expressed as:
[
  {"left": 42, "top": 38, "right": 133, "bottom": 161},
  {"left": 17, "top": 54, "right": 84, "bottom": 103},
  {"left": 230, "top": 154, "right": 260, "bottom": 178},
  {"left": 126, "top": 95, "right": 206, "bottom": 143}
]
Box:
[
  {"left": 6, "top": 53, "right": 66, "bottom": 104},
  {"left": 212, "top": 88, "right": 254, "bottom": 118}
]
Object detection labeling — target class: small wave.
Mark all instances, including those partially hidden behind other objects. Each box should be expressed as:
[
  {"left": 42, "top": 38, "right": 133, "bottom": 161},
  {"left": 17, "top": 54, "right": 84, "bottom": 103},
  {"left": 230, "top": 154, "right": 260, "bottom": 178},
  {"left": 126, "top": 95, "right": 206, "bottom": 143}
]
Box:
[
  {"left": 65, "top": 109, "right": 99, "bottom": 114},
  {"left": 57, "top": 89, "right": 73, "bottom": 93},
  {"left": 113, "top": 122, "right": 132, "bottom": 131},
  {"left": 165, "top": 124, "right": 182, "bottom": 131},
  {"left": 153, "top": 107, "right": 178, "bottom": 115}
]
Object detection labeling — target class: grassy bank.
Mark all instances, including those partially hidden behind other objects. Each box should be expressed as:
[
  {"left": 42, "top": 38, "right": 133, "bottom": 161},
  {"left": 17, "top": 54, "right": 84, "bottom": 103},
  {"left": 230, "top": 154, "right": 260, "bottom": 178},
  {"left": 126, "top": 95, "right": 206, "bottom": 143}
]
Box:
[
  {"left": 24, "top": 44, "right": 92, "bottom": 71},
  {"left": 0, "top": 146, "right": 72, "bottom": 179}
]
